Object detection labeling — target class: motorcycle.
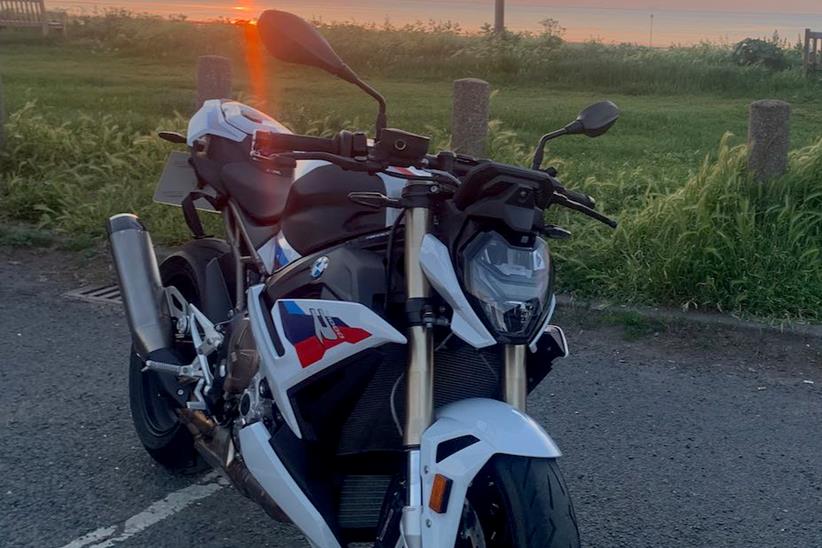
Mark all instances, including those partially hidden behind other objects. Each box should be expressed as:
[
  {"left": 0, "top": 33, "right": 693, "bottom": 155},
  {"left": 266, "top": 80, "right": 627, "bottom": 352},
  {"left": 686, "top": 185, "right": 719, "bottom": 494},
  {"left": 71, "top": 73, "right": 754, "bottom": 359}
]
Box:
[{"left": 108, "top": 10, "right": 619, "bottom": 547}]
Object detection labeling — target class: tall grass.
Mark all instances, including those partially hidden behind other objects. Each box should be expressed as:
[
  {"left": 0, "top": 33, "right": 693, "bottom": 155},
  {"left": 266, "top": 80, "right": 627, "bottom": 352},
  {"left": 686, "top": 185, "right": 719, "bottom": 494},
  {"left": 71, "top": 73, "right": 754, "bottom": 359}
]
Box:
[
  {"left": 554, "top": 135, "right": 822, "bottom": 321},
  {"left": 8, "top": 12, "right": 817, "bottom": 97},
  {"left": 1, "top": 103, "right": 819, "bottom": 320},
  {"left": 0, "top": 103, "right": 193, "bottom": 242}
]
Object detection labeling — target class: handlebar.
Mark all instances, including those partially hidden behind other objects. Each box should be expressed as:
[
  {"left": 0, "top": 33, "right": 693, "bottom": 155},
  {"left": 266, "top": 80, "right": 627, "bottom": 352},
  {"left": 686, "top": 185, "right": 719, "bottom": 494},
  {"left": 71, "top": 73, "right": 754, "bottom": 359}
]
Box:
[
  {"left": 250, "top": 129, "right": 617, "bottom": 229},
  {"left": 252, "top": 132, "right": 340, "bottom": 156}
]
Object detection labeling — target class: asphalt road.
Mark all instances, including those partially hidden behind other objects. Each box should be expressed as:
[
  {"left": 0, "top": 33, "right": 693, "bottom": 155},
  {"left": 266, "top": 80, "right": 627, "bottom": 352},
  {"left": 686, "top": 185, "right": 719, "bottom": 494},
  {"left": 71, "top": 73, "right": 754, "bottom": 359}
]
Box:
[{"left": 1, "top": 250, "right": 821, "bottom": 548}]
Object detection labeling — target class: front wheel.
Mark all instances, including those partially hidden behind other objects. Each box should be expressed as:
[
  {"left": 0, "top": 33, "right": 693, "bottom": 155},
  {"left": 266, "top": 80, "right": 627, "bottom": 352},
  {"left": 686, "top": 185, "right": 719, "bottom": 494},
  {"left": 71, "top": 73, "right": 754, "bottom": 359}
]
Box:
[{"left": 461, "top": 455, "right": 580, "bottom": 547}]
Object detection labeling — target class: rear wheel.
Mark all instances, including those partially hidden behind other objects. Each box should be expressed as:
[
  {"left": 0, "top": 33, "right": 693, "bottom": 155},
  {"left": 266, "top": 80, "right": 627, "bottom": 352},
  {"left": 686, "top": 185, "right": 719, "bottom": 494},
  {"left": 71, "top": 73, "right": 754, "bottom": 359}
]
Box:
[
  {"left": 463, "top": 455, "right": 580, "bottom": 547},
  {"left": 127, "top": 261, "right": 205, "bottom": 472}
]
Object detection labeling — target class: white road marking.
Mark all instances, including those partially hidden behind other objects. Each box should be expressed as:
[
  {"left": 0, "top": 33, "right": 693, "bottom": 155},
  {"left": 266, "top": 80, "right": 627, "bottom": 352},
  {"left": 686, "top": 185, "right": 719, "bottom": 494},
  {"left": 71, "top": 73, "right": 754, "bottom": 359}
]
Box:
[
  {"left": 60, "top": 526, "right": 118, "bottom": 548},
  {"left": 60, "top": 471, "right": 227, "bottom": 548}
]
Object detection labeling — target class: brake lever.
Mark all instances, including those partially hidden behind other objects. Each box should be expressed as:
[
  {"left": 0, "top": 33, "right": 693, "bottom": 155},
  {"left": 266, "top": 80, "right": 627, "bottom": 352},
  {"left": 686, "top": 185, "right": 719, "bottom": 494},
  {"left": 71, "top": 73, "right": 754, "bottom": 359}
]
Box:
[
  {"left": 540, "top": 224, "right": 572, "bottom": 240},
  {"left": 552, "top": 193, "right": 618, "bottom": 229}
]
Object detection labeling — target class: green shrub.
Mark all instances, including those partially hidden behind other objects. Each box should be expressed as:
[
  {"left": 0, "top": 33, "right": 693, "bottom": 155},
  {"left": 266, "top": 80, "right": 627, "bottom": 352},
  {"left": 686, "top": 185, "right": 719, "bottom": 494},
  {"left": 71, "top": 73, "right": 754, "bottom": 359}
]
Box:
[{"left": 733, "top": 38, "right": 790, "bottom": 71}]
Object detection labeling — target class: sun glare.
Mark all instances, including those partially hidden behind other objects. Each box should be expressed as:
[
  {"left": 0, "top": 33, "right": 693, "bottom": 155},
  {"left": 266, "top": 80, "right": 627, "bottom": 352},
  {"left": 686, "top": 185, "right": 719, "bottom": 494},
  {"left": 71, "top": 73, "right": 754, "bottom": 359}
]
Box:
[{"left": 243, "top": 17, "right": 266, "bottom": 106}]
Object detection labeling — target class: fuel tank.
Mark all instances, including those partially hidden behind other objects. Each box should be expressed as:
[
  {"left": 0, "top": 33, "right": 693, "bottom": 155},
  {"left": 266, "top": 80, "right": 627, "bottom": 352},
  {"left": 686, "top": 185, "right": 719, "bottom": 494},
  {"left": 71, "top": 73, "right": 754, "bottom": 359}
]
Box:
[{"left": 280, "top": 162, "right": 403, "bottom": 257}]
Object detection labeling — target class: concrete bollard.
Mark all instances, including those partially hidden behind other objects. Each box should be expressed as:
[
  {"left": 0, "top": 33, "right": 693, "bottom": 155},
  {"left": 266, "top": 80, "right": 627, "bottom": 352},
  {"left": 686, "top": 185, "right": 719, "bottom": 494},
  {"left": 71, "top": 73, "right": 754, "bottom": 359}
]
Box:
[
  {"left": 748, "top": 99, "right": 790, "bottom": 182},
  {"left": 196, "top": 55, "right": 232, "bottom": 108},
  {"left": 452, "top": 78, "right": 490, "bottom": 157}
]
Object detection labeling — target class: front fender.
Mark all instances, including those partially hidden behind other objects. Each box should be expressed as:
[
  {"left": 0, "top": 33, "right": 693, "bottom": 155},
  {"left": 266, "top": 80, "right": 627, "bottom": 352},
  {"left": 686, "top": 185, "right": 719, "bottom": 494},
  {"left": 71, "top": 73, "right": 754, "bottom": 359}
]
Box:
[{"left": 419, "top": 398, "right": 561, "bottom": 547}]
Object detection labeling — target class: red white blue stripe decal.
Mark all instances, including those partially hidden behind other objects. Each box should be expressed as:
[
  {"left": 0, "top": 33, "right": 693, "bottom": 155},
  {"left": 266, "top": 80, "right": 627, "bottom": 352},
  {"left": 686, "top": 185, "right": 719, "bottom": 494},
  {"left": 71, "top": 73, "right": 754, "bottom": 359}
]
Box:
[{"left": 278, "top": 301, "right": 372, "bottom": 367}]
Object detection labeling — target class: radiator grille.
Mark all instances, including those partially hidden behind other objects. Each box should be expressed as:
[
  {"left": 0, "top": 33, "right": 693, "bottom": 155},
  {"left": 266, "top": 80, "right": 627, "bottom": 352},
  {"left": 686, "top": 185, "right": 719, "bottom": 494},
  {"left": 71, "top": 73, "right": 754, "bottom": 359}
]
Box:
[
  {"left": 337, "top": 340, "right": 503, "bottom": 455},
  {"left": 338, "top": 475, "right": 393, "bottom": 530}
]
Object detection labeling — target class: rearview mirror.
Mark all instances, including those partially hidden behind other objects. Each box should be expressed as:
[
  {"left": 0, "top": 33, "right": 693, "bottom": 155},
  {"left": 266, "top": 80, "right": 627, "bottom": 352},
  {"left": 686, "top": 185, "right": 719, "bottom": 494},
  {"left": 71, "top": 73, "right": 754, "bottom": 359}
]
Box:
[
  {"left": 257, "top": 10, "right": 358, "bottom": 84},
  {"left": 566, "top": 101, "right": 620, "bottom": 138},
  {"left": 257, "top": 10, "right": 388, "bottom": 136},
  {"left": 531, "top": 100, "right": 619, "bottom": 169}
]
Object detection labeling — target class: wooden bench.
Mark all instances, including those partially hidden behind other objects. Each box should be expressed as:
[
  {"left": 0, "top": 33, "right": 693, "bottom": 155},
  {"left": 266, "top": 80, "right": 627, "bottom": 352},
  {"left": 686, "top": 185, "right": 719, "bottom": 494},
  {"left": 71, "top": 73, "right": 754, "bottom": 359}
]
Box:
[
  {"left": 804, "top": 29, "right": 822, "bottom": 75},
  {"left": 0, "top": 0, "right": 66, "bottom": 36}
]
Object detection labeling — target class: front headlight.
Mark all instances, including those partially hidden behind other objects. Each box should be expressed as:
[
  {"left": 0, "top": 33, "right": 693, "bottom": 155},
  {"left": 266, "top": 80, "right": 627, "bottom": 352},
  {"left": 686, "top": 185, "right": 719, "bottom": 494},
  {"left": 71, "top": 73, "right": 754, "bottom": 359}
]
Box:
[{"left": 462, "top": 231, "right": 552, "bottom": 341}]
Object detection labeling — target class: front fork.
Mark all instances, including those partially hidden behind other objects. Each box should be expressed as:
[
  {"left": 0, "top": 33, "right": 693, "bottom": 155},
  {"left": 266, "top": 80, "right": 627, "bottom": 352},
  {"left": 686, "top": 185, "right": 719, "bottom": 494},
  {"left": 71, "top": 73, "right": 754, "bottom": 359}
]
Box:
[{"left": 400, "top": 204, "right": 528, "bottom": 547}]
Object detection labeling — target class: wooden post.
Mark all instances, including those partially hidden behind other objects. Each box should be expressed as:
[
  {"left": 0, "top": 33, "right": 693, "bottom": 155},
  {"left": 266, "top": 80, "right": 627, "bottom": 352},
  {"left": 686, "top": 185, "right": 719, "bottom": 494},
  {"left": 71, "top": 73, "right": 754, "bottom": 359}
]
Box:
[
  {"left": 452, "top": 78, "right": 490, "bottom": 157},
  {"left": 815, "top": 35, "right": 820, "bottom": 73},
  {"left": 748, "top": 100, "right": 791, "bottom": 182},
  {"left": 196, "top": 55, "right": 232, "bottom": 108},
  {"left": 39, "top": 0, "right": 49, "bottom": 36},
  {"left": 494, "top": 0, "right": 504, "bottom": 34}
]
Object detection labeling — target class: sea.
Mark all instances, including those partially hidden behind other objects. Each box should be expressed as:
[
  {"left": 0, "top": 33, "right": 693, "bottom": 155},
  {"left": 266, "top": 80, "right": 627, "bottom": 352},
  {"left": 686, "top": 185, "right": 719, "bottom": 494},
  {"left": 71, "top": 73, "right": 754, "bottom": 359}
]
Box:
[{"left": 49, "top": 0, "right": 822, "bottom": 46}]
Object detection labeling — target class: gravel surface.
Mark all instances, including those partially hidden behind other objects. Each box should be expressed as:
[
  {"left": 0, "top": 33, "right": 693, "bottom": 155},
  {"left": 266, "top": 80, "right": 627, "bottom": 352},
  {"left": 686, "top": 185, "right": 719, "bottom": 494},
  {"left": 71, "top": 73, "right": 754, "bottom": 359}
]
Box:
[{"left": 1, "top": 248, "right": 820, "bottom": 548}]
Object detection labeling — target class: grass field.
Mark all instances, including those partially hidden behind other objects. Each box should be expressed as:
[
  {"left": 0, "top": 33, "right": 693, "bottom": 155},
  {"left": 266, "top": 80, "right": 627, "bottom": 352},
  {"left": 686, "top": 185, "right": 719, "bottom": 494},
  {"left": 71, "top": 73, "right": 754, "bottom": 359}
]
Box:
[{"left": 1, "top": 16, "right": 821, "bottom": 320}]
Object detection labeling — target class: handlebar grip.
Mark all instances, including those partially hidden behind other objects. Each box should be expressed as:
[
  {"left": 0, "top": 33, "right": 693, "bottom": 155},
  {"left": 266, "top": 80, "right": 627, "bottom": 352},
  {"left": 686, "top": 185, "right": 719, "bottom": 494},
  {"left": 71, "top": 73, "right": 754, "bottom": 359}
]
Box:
[{"left": 254, "top": 132, "right": 339, "bottom": 155}]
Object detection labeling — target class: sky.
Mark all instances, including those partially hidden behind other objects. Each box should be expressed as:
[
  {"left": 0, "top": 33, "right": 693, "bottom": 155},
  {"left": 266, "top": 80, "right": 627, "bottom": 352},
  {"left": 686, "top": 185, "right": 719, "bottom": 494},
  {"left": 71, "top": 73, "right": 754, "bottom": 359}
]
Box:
[
  {"left": 51, "top": 0, "right": 822, "bottom": 44},
  {"left": 503, "top": 0, "right": 822, "bottom": 12}
]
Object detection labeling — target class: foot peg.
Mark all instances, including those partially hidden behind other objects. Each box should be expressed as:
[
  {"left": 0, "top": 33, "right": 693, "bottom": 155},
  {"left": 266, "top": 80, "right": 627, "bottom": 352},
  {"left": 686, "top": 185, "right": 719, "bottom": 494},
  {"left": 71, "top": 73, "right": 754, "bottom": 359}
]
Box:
[{"left": 142, "top": 360, "right": 202, "bottom": 380}]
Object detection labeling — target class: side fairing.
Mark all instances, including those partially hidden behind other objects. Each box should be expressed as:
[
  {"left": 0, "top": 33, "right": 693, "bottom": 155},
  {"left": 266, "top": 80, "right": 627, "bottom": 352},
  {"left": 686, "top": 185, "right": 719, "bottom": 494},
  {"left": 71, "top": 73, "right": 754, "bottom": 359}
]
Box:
[
  {"left": 257, "top": 231, "right": 302, "bottom": 273},
  {"left": 247, "top": 286, "right": 406, "bottom": 438}
]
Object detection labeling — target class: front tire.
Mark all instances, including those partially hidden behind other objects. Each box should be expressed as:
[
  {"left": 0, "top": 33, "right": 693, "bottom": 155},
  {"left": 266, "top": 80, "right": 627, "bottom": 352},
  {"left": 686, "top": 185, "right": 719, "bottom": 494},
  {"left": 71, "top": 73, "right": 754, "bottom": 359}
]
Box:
[{"left": 464, "top": 455, "right": 580, "bottom": 547}]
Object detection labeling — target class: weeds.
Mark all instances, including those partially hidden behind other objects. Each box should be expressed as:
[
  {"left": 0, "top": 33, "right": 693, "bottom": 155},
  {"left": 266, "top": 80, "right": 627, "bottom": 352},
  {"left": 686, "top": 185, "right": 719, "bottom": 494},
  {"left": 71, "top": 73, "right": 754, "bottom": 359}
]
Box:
[
  {"left": 0, "top": 102, "right": 194, "bottom": 243},
  {"left": 554, "top": 134, "right": 822, "bottom": 321}
]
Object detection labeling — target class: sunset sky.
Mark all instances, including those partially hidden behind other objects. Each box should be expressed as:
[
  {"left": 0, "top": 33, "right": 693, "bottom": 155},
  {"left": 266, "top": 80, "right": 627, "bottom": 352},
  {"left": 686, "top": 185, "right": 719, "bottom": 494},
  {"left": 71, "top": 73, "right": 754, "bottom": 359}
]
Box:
[
  {"left": 503, "top": 0, "right": 820, "bottom": 11},
  {"left": 52, "top": 0, "right": 822, "bottom": 44}
]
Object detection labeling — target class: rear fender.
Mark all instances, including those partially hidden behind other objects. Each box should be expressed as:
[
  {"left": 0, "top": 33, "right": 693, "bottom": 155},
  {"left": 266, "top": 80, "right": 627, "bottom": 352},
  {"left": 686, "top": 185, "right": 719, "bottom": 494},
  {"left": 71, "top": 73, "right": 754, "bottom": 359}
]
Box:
[
  {"left": 160, "top": 238, "right": 234, "bottom": 323},
  {"left": 419, "top": 398, "right": 561, "bottom": 547}
]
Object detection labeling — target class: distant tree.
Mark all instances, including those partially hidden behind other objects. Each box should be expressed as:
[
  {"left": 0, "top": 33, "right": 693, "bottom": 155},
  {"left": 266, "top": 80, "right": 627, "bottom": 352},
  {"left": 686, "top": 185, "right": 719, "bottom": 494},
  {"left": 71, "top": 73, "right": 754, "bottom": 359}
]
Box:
[
  {"left": 538, "top": 18, "right": 565, "bottom": 39},
  {"left": 732, "top": 37, "right": 789, "bottom": 71}
]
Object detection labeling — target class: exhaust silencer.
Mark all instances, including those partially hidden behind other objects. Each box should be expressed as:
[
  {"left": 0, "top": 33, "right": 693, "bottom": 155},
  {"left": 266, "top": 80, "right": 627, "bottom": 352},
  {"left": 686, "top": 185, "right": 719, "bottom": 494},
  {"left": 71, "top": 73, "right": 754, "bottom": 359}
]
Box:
[{"left": 107, "top": 214, "right": 172, "bottom": 358}]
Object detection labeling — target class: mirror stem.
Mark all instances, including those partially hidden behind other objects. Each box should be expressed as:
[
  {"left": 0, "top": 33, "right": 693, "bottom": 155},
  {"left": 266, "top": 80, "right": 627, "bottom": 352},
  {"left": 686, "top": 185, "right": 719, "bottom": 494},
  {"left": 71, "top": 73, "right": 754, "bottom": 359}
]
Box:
[
  {"left": 531, "top": 128, "right": 567, "bottom": 170},
  {"left": 353, "top": 77, "right": 387, "bottom": 138}
]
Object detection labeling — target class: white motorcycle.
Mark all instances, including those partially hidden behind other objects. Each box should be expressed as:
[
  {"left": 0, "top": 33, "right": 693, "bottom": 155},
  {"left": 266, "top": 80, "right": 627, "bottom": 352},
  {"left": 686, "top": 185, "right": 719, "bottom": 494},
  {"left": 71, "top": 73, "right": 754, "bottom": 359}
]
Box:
[{"left": 108, "top": 10, "right": 619, "bottom": 547}]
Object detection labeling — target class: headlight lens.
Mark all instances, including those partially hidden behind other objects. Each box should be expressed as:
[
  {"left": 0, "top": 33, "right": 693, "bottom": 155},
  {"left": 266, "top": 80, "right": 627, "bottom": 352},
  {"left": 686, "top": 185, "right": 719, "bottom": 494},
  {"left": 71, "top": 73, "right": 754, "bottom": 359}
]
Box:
[{"left": 462, "top": 231, "right": 551, "bottom": 340}]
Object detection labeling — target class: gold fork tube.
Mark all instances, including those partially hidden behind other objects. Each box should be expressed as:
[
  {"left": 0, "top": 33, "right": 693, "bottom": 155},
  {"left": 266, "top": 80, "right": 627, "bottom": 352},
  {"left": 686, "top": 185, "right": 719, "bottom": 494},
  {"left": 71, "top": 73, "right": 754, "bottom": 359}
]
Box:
[
  {"left": 503, "top": 344, "right": 528, "bottom": 412},
  {"left": 403, "top": 207, "right": 433, "bottom": 447}
]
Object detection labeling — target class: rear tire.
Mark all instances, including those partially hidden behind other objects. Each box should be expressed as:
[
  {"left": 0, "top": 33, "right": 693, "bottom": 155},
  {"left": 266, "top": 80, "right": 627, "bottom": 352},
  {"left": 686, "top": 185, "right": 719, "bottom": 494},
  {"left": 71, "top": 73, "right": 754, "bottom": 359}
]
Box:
[
  {"left": 127, "top": 260, "right": 206, "bottom": 473},
  {"left": 464, "top": 455, "right": 580, "bottom": 547},
  {"left": 128, "top": 349, "right": 202, "bottom": 471}
]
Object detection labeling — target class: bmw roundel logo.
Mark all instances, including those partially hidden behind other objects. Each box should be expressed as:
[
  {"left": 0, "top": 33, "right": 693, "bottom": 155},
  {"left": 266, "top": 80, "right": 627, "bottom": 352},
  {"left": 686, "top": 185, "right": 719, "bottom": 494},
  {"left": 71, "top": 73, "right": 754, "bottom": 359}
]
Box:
[{"left": 311, "top": 256, "right": 329, "bottom": 279}]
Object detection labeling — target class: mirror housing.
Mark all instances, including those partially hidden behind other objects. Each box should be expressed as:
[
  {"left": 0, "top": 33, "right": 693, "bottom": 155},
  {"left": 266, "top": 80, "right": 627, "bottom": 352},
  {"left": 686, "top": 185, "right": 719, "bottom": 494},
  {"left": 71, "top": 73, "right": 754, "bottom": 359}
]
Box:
[
  {"left": 531, "top": 100, "right": 619, "bottom": 169},
  {"left": 257, "top": 10, "right": 358, "bottom": 83},
  {"left": 257, "top": 10, "right": 387, "bottom": 136},
  {"left": 565, "top": 101, "right": 620, "bottom": 138}
]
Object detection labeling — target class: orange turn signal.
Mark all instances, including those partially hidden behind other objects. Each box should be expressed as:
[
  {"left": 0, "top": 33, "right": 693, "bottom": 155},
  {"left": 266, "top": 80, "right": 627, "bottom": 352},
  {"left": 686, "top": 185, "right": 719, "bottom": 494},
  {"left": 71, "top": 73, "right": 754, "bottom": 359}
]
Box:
[{"left": 428, "top": 474, "right": 453, "bottom": 514}]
